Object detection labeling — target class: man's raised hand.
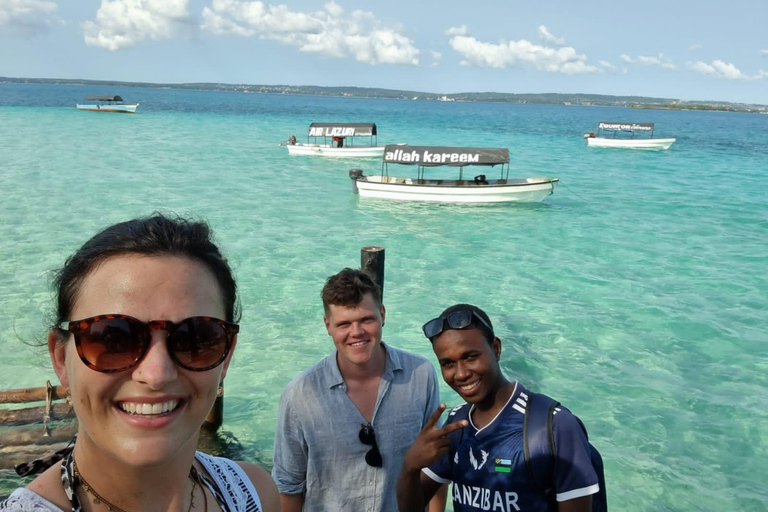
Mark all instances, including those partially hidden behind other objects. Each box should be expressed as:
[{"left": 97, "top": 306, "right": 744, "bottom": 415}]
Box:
[{"left": 403, "top": 403, "right": 468, "bottom": 472}]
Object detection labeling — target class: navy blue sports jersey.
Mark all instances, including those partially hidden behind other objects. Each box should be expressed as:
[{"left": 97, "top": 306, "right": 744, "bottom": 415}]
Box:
[{"left": 424, "top": 382, "right": 599, "bottom": 512}]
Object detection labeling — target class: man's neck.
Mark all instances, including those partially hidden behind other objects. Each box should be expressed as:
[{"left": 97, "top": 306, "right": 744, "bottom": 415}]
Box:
[{"left": 471, "top": 378, "right": 515, "bottom": 428}]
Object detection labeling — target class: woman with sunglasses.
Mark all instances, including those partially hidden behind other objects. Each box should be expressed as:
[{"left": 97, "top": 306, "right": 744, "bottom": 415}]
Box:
[{"left": 1, "top": 214, "right": 279, "bottom": 512}]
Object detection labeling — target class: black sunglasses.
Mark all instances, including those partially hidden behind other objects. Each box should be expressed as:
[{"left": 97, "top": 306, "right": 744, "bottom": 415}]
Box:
[
  {"left": 59, "top": 314, "right": 238, "bottom": 373},
  {"left": 422, "top": 309, "right": 493, "bottom": 340},
  {"left": 359, "top": 423, "right": 382, "bottom": 467}
]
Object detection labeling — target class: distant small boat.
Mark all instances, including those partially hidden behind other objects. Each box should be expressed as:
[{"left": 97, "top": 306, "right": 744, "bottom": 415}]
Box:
[
  {"left": 281, "top": 123, "right": 399, "bottom": 158},
  {"left": 76, "top": 95, "right": 139, "bottom": 114},
  {"left": 584, "top": 122, "right": 675, "bottom": 150},
  {"left": 349, "top": 145, "right": 558, "bottom": 204}
]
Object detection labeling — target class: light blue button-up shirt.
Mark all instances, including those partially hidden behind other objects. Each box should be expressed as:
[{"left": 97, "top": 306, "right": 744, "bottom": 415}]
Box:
[{"left": 272, "top": 342, "right": 440, "bottom": 512}]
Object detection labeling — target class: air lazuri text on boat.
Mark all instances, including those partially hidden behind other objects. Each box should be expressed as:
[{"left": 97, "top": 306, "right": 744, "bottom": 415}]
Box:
[{"left": 281, "top": 122, "right": 405, "bottom": 158}]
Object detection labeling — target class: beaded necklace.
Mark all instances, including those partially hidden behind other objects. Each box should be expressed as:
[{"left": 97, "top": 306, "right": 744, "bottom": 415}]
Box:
[{"left": 70, "top": 458, "right": 206, "bottom": 512}]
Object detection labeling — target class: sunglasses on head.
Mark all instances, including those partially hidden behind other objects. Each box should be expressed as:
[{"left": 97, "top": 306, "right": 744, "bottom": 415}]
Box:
[
  {"left": 59, "top": 314, "right": 239, "bottom": 373},
  {"left": 359, "top": 423, "right": 382, "bottom": 467},
  {"left": 422, "top": 309, "right": 493, "bottom": 340}
]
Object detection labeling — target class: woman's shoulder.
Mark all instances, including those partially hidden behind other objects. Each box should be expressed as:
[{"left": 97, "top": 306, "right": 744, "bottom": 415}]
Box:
[
  {"left": 195, "top": 453, "right": 279, "bottom": 512},
  {"left": 13, "top": 463, "right": 69, "bottom": 512},
  {"left": 0, "top": 488, "right": 64, "bottom": 512},
  {"left": 232, "top": 461, "right": 279, "bottom": 511}
]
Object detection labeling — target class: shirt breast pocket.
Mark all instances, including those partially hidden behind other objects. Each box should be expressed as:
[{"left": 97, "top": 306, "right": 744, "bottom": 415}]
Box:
[{"left": 387, "top": 412, "right": 424, "bottom": 453}]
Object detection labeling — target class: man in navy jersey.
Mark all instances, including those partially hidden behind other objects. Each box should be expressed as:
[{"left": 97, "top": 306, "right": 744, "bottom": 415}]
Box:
[{"left": 397, "top": 304, "right": 599, "bottom": 512}]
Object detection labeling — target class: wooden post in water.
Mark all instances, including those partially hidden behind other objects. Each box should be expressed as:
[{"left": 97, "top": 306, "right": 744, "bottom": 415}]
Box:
[
  {"left": 203, "top": 382, "right": 224, "bottom": 431},
  {"left": 361, "top": 246, "right": 385, "bottom": 301}
]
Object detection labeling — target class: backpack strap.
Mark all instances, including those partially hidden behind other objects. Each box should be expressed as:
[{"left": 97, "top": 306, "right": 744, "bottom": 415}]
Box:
[{"left": 523, "top": 392, "right": 559, "bottom": 495}]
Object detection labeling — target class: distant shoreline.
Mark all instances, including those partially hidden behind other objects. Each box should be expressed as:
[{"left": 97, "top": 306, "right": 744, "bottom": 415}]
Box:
[{"left": 2, "top": 76, "right": 766, "bottom": 114}]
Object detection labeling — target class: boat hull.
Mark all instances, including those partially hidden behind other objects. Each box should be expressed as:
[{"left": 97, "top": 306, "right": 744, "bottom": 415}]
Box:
[
  {"left": 286, "top": 144, "right": 386, "bottom": 158},
  {"left": 354, "top": 176, "right": 559, "bottom": 203},
  {"left": 586, "top": 137, "right": 675, "bottom": 150},
  {"left": 76, "top": 103, "right": 139, "bottom": 113}
]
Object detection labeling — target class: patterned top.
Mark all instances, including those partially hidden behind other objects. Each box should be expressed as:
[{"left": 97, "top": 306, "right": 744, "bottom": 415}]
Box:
[
  {"left": 0, "top": 452, "right": 262, "bottom": 512},
  {"left": 272, "top": 343, "right": 441, "bottom": 512},
  {"left": 424, "top": 382, "right": 599, "bottom": 512}
]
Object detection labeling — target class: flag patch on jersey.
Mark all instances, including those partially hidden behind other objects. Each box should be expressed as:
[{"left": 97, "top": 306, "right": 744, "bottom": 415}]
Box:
[{"left": 494, "top": 458, "right": 511, "bottom": 473}]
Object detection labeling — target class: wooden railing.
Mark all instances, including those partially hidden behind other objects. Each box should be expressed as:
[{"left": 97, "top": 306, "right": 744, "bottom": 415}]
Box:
[{"left": 0, "top": 381, "right": 76, "bottom": 470}]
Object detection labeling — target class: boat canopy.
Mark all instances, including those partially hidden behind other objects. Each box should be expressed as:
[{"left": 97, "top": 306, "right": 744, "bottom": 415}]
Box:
[
  {"left": 85, "top": 95, "right": 124, "bottom": 102},
  {"left": 598, "top": 122, "right": 654, "bottom": 132},
  {"left": 308, "top": 123, "right": 377, "bottom": 137},
  {"left": 383, "top": 145, "right": 509, "bottom": 167}
]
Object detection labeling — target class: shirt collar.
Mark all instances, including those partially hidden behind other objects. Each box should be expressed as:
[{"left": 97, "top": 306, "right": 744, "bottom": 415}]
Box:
[{"left": 327, "top": 342, "right": 402, "bottom": 389}]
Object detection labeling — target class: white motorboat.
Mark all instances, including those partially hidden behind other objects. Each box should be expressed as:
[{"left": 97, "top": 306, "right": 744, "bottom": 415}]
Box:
[
  {"left": 585, "top": 122, "right": 675, "bottom": 150},
  {"left": 349, "top": 145, "right": 559, "bottom": 204},
  {"left": 282, "top": 123, "right": 391, "bottom": 158},
  {"left": 76, "top": 95, "right": 139, "bottom": 113}
]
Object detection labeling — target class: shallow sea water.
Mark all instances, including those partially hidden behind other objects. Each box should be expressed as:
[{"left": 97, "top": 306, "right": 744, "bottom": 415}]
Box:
[{"left": 1, "top": 83, "right": 767, "bottom": 510}]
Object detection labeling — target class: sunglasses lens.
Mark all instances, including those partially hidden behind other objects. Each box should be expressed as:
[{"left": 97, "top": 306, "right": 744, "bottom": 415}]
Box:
[
  {"left": 365, "top": 446, "right": 383, "bottom": 467},
  {"left": 422, "top": 318, "right": 444, "bottom": 339},
  {"left": 359, "top": 425, "right": 374, "bottom": 444},
  {"left": 170, "top": 318, "right": 230, "bottom": 371},
  {"left": 447, "top": 310, "right": 474, "bottom": 330},
  {"left": 76, "top": 317, "right": 145, "bottom": 372}
]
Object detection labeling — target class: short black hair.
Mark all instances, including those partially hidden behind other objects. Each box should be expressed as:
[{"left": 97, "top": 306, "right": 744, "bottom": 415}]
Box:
[{"left": 435, "top": 303, "right": 495, "bottom": 344}]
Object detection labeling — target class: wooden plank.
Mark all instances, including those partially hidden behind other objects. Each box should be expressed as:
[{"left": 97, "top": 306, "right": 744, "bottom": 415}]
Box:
[
  {"left": 0, "top": 385, "right": 67, "bottom": 404},
  {"left": 0, "top": 422, "right": 77, "bottom": 447},
  {"left": 0, "top": 404, "right": 75, "bottom": 426}
]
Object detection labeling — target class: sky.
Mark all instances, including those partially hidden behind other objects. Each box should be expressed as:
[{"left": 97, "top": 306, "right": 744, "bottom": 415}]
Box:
[{"left": 1, "top": 0, "right": 767, "bottom": 104}]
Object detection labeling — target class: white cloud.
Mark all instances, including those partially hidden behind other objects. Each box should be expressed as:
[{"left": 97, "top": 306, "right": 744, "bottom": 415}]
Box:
[
  {"left": 687, "top": 59, "right": 764, "bottom": 80},
  {"left": 689, "top": 44, "right": 703, "bottom": 51},
  {"left": 82, "top": 0, "right": 190, "bottom": 51},
  {"left": 201, "top": 1, "right": 419, "bottom": 66},
  {"left": 761, "top": 49, "right": 768, "bottom": 56},
  {"left": 444, "top": 25, "right": 467, "bottom": 37},
  {"left": 621, "top": 53, "right": 675, "bottom": 70},
  {"left": 446, "top": 26, "right": 600, "bottom": 74},
  {"left": 0, "top": 0, "right": 57, "bottom": 28},
  {"left": 430, "top": 50, "right": 441, "bottom": 67},
  {"left": 598, "top": 60, "right": 622, "bottom": 73},
  {"left": 537, "top": 25, "right": 565, "bottom": 47}
]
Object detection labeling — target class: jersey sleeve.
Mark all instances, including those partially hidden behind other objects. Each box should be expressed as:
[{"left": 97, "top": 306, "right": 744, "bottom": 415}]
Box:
[
  {"left": 552, "top": 407, "right": 600, "bottom": 502},
  {"left": 423, "top": 404, "right": 466, "bottom": 484}
]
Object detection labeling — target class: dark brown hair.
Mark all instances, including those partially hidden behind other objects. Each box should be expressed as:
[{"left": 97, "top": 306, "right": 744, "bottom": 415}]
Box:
[
  {"left": 52, "top": 213, "right": 240, "bottom": 325},
  {"left": 321, "top": 268, "right": 381, "bottom": 313}
]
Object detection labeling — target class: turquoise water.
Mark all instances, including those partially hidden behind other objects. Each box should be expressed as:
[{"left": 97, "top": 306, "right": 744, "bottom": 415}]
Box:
[{"left": 1, "top": 83, "right": 766, "bottom": 510}]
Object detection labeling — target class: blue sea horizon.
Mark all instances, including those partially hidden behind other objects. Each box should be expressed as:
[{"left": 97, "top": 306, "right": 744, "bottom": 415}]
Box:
[{"left": 1, "top": 83, "right": 766, "bottom": 510}]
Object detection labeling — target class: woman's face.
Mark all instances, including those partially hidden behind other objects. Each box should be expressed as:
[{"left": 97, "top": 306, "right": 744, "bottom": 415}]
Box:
[{"left": 50, "top": 254, "right": 236, "bottom": 467}]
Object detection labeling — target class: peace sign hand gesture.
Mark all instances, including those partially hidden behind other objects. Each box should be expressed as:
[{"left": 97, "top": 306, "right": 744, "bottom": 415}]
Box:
[{"left": 403, "top": 403, "right": 468, "bottom": 472}]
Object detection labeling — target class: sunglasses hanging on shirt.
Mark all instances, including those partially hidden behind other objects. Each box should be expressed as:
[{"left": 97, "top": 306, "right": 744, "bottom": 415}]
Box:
[{"left": 359, "top": 423, "right": 383, "bottom": 467}]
